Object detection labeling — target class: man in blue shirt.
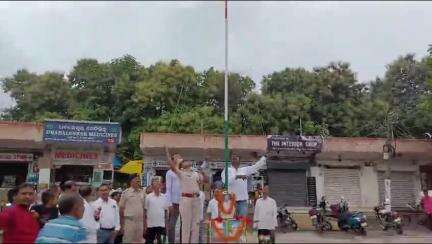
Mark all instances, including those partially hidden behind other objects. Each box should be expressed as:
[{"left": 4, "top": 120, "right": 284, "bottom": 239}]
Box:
[{"left": 36, "top": 193, "right": 87, "bottom": 243}]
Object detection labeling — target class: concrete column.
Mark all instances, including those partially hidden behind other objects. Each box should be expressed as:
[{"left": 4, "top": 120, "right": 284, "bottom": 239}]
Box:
[
  {"left": 414, "top": 166, "right": 422, "bottom": 202},
  {"left": 360, "top": 166, "right": 379, "bottom": 208},
  {"left": 37, "top": 156, "right": 51, "bottom": 186},
  {"left": 310, "top": 166, "right": 324, "bottom": 201}
]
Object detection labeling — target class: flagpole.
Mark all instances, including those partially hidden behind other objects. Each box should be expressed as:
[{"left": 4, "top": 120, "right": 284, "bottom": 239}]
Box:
[{"left": 223, "top": 0, "right": 229, "bottom": 191}]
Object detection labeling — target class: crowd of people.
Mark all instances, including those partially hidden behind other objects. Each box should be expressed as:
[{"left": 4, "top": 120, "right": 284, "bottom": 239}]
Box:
[{"left": 0, "top": 149, "right": 277, "bottom": 243}]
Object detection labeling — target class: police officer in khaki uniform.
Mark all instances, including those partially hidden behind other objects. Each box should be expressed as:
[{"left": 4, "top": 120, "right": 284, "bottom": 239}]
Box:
[
  {"left": 166, "top": 147, "right": 208, "bottom": 243},
  {"left": 119, "top": 174, "right": 146, "bottom": 243}
]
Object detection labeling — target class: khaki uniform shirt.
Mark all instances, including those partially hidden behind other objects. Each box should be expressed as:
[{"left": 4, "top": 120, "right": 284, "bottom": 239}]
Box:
[{"left": 119, "top": 187, "right": 146, "bottom": 219}]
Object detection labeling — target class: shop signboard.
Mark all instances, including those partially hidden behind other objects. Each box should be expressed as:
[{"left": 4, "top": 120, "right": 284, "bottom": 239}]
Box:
[
  {"left": 52, "top": 149, "right": 100, "bottom": 165},
  {"left": 0, "top": 153, "right": 33, "bottom": 162},
  {"left": 43, "top": 119, "right": 121, "bottom": 144},
  {"left": 267, "top": 135, "right": 323, "bottom": 152}
]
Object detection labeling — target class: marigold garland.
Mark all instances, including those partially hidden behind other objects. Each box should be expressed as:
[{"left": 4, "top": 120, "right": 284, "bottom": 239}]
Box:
[
  {"left": 215, "top": 190, "right": 236, "bottom": 215},
  {"left": 211, "top": 217, "right": 247, "bottom": 242}
]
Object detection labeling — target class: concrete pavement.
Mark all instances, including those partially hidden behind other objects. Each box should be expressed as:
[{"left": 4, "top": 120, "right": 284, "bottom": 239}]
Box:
[
  {"left": 243, "top": 213, "right": 432, "bottom": 243},
  {"left": 272, "top": 229, "right": 432, "bottom": 243}
]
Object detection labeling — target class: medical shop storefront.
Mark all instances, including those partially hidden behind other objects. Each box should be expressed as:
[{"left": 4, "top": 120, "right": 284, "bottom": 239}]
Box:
[{"left": 41, "top": 119, "right": 121, "bottom": 187}]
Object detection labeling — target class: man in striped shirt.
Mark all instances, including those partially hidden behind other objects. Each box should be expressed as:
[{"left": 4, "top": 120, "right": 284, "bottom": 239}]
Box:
[{"left": 36, "top": 194, "right": 87, "bottom": 243}]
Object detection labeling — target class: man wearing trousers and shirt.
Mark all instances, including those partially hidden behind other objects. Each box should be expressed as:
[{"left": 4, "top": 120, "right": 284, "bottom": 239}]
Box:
[
  {"left": 253, "top": 185, "right": 278, "bottom": 243},
  {"left": 92, "top": 183, "right": 120, "bottom": 244},
  {"left": 119, "top": 174, "right": 146, "bottom": 243},
  {"left": 165, "top": 167, "right": 181, "bottom": 243},
  {"left": 221, "top": 153, "right": 267, "bottom": 217},
  {"left": 166, "top": 147, "right": 208, "bottom": 243}
]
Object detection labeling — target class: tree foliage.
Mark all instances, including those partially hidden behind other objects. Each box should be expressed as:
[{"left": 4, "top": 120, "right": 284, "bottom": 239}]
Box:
[{"left": 2, "top": 47, "right": 432, "bottom": 163}]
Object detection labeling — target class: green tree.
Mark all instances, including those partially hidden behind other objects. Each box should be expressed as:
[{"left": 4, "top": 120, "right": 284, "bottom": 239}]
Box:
[
  {"left": 260, "top": 62, "right": 366, "bottom": 136},
  {"left": 2, "top": 70, "right": 71, "bottom": 121},
  {"left": 200, "top": 67, "right": 255, "bottom": 113},
  {"left": 370, "top": 54, "right": 429, "bottom": 137},
  {"left": 133, "top": 60, "right": 202, "bottom": 117}
]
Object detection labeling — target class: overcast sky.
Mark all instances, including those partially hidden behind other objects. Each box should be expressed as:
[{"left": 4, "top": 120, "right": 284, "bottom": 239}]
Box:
[{"left": 1, "top": 1, "right": 432, "bottom": 110}]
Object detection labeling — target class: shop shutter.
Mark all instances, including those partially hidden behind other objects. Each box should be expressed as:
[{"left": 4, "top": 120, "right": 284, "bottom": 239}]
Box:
[
  {"left": 323, "top": 168, "right": 362, "bottom": 207},
  {"left": 378, "top": 171, "right": 416, "bottom": 209},
  {"left": 267, "top": 169, "right": 307, "bottom": 207}
]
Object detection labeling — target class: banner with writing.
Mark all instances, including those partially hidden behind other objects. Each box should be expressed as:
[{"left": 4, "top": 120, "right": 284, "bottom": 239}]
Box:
[{"left": 43, "top": 119, "right": 121, "bottom": 144}]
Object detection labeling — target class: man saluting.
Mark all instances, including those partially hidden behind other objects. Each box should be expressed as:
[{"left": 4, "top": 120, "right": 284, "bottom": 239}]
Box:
[{"left": 165, "top": 146, "right": 207, "bottom": 243}]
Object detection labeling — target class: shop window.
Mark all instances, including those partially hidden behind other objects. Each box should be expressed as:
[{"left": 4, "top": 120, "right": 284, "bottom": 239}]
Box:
[
  {"left": 54, "top": 165, "right": 93, "bottom": 183},
  {"left": 0, "top": 164, "right": 28, "bottom": 187}
]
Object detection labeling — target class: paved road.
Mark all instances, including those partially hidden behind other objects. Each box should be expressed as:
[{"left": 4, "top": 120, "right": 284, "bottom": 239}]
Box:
[{"left": 271, "top": 226, "right": 432, "bottom": 243}]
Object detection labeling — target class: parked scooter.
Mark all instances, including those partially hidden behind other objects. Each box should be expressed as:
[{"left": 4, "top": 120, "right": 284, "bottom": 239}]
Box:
[
  {"left": 330, "top": 197, "right": 368, "bottom": 235},
  {"left": 308, "top": 196, "right": 332, "bottom": 232},
  {"left": 309, "top": 207, "right": 332, "bottom": 232},
  {"left": 277, "top": 204, "right": 298, "bottom": 233},
  {"left": 374, "top": 205, "right": 403, "bottom": 234}
]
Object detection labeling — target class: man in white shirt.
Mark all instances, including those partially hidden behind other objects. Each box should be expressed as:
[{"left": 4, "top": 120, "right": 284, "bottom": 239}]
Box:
[
  {"left": 207, "top": 195, "right": 219, "bottom": 221},
  {"left": 92, "top": 183, "right": 120, "bottom": 244},
  {"left": 165, "top": 168, "right": 181, "bottom": 243},
  {"left": 253, "top": 185, "right": 277, "bottom": 243},
  {"left": 221, "top": 153, "right": 267, "bottom": 217},
  {"left": 79, "top": 186, "right": 100, "bottom": 243},
  {"left": 144, "top": 177, "right": 170, "bottom": 244}
]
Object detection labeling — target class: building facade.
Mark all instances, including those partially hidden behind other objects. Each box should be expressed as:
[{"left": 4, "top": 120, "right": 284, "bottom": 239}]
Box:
[
  {"left": 0, "top": 121, "right": 44, "bottom": 200},
  {"left": 0, "top": 119, "right": 120, "bottom": 205},
  {"left": 140, "top": 133, "right": 432, "bottom": 211}
]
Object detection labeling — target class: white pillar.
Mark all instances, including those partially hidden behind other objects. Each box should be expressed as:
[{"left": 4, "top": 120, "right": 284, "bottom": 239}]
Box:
[{"left": 310, "top": 166, "right": 324, "bottom": 201}]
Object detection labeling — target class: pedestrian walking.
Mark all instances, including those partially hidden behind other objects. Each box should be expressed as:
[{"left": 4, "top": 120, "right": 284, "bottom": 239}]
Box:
[
  {"left": 221, "top": 153, "right": 267, "bottom": 217},
  {"left": 119, "top": 174, "right": 146, "bottom": 243},
  {"left": 92, "top": 183, "right": 120, "bottom": 244},
  {"left": 79, "top": 186, "right": 100, "bottom": 243},
  {"left": 0, "top": 183, "right": 40, "bottom": 243},
  {"left": 30, "top": 190, "right": 59, "bottom": 228},
  {"left": 36, "top": 193, "right": 87, "bottom": 243},
  {"left": 144, "top": 176, "right": 170, "bottom": 244},
  {"left": 165, "top": 165, "right": 181, "bottom": 243},
  {"left": 166, "top": 147, "right": 207, "bottom": 243},
  {"left": 253, "top": 185, "right": 277, "bottom": 244}
]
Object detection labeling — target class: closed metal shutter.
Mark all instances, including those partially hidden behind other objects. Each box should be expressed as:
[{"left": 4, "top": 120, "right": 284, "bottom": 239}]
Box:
[
  {"left": 324, "top": 168, "right": 362, "bottom": 207},
  {"left": 378, "top": 171, "right": 416, "bottom": 209},
  {"left": 267, "top": 170, "right": 307, "bottom": 207}
]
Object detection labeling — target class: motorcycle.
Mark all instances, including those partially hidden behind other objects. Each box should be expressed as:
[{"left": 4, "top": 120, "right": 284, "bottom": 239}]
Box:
[
  {"left": 277, "top": 204, "right": 298, "bottom": 233},
  {"left": 374, "top": 205, "right": 403, "bottom": 234},
  {"left": 257, "top": 230, "right": 274, "bottom": 244},
  {"left": 330, "top": 202, "right": 368, "bottom": 235},
  {"left": 308, "top": 207, "right": 332, "bottom": 232}
]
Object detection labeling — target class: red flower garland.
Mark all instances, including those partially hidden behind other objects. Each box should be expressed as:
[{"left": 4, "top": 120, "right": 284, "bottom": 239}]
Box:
[
  {"left": 211, "top": 217, "right": 247, "bottom": 242},
  {"left": 214, "top": 190, "right": 236, "bottom": 215}
]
